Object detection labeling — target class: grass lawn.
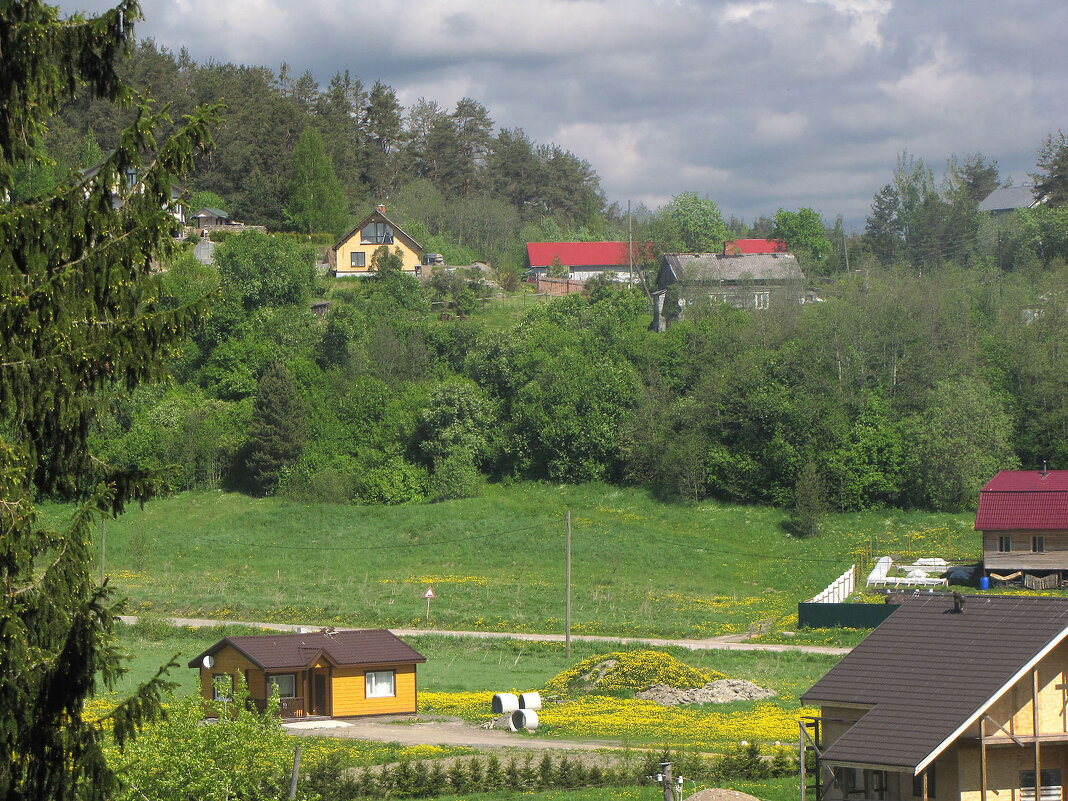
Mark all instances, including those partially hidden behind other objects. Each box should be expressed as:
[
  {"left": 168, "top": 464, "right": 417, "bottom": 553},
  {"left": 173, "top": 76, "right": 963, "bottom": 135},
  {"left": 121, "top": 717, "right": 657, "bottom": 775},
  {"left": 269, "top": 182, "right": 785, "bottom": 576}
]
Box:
[
  {"left": 69, "top": 481, "right": 975, "bottom": 640},
  {"left": 113, "top": 623, "right": 840, "bottom": 703},
  {"left": 435, "top": 780, "right": 799, "bottom": 801}
]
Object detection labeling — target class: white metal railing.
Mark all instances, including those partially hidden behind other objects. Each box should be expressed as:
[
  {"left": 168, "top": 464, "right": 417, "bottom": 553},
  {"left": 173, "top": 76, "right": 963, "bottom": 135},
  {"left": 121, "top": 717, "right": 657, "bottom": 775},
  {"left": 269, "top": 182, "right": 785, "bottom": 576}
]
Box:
[{"left": 810, "top": 565, "right": 855, "bottom": 603}]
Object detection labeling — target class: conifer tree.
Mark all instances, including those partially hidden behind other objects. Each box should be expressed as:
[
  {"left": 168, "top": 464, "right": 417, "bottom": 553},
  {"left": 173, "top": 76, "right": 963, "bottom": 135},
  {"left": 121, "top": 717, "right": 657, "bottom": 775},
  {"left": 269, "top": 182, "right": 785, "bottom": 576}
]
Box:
[
  {"left": 0, "top": 1, "right": 217, "bottom": 797},
  {"left": 238, "top": 362, "right": 306, "bottom": 495}
]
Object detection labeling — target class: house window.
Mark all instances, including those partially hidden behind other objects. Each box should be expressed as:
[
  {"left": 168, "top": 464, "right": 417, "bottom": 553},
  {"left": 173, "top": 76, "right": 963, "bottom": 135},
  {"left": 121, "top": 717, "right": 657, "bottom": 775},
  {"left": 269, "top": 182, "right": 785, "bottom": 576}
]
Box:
[
  {"left": 361, "top": 222, "right": 394, "bottom": 245},
  {"left": 913, "top": 765, "right": 936, "bottom": 798},
  {"left": 999, "top": 536, "right": 1012, "bottom": 553},
  {"left": 267, "top": 673, "right": 297, "bottom": 698},
  {"left": 1021, "top": 769, "right": 1061, "bottom": 801},
  {"left": 754, "top": 291, "right": 770, "bottom": 310},
  {"left": 1033, "top": 536, "right": 1046, "bottom": 553},
  {"left": 212, "top": 673, "right": 233, "bottom": 701},
  {"left": 351, "top": 251, "right": 366, "bottom": 268},
  {"left": 365, "top": 670, "right": 396, "bottom": 698}
]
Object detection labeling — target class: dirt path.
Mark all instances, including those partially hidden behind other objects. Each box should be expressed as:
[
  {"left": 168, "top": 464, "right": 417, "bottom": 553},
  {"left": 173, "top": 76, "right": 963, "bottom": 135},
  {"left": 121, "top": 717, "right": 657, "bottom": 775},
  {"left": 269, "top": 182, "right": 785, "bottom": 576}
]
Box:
[
  {"left": 284, "top": 714, "right": 622, "bottom": 752},
  {"left": 117, "top": 615, "right": 850, "bottom": 656}
]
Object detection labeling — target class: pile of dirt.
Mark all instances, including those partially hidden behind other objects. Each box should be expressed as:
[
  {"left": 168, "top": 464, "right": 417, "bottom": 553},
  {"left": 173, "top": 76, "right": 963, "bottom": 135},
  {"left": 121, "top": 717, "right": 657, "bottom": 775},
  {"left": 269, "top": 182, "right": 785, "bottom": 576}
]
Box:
[
  {"left": 634, "top": 679, "right": 777, "bottom": 705},
  {"left": 544, "top": 650, "right": 723, "bottom": 696}
]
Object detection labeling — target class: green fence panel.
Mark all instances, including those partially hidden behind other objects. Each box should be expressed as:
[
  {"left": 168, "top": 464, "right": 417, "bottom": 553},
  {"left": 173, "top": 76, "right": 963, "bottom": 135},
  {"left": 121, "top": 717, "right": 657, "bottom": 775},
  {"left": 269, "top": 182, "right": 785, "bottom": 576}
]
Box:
[{"left": 797, "top": 602, "right": 900, "bottom": 630}]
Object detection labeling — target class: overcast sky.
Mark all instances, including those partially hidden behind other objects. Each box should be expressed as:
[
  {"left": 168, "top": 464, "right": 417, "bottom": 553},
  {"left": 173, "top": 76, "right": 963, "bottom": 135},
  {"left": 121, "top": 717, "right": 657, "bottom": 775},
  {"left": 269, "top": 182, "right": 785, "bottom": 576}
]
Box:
[{"left": 61, "top": 0, "right": 1068, "bottom": 229}]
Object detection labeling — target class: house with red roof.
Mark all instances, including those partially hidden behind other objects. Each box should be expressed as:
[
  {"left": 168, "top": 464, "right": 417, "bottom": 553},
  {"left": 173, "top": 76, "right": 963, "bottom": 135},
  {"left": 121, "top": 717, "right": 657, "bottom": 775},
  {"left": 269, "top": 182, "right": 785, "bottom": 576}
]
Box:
[
  {"left": 525, "top": 241, "right": 648, "bottom": 282},
  {"left": 975, "top": 469, "right": 1068, "bottom": 587}
]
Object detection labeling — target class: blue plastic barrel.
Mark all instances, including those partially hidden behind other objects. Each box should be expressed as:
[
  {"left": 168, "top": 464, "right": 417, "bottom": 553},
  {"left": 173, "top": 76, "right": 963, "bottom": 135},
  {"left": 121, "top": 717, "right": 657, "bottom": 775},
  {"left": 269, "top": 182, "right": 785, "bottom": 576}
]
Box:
[{"left": 979, "top": 576, "right": 990, "bottom": 590}]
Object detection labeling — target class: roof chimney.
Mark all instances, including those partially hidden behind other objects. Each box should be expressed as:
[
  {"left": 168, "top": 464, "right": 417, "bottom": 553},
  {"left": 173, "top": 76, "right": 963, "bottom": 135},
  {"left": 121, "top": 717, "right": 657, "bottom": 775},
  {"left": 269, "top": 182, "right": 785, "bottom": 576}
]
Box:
[
  {"left": 377, "top": 204, "right": 386, "bottom": 215},
  {"left": 952, "top": 591, "right": 965, "bottom": 614},
  {"left": 1043, "top": 461, "right": 1049, "bottom": 477}
]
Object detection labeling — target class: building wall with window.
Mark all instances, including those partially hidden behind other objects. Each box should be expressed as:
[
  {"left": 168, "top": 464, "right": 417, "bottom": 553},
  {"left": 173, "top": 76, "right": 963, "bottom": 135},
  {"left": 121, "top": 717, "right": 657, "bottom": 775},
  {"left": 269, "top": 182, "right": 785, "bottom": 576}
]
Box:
[
  {"left": 331, "top": 663, "right": 417, "bottom": 716},
  {"left": 333, "top": 207, "right": 423, "bottom": 277},
  {"left": 195, "top": 644, "right": 265, "bottom": 701},
  {"left": 982, "top": 531, "right": 1068, "bottom": 573}
]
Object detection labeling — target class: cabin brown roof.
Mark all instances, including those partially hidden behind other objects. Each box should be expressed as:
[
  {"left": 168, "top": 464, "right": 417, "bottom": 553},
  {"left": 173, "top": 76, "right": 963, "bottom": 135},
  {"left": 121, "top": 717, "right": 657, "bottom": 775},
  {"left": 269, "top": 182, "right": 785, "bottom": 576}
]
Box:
[
  {"left": 801, "top": 594, "right": 1068, "bottom": 773},
  {"left": 187, "top": 629, "right": 426, "bottom": 671}
]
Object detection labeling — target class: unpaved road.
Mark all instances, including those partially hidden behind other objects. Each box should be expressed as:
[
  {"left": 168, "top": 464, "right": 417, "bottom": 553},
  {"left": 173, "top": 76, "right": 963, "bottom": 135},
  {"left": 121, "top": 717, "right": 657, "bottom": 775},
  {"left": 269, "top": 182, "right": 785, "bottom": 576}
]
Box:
[
  {"left": 117, "top": 615, "right": 850, "bottom": 656},
  {"left": 284, "top": 714, "right": 622, "bottom": 751}
]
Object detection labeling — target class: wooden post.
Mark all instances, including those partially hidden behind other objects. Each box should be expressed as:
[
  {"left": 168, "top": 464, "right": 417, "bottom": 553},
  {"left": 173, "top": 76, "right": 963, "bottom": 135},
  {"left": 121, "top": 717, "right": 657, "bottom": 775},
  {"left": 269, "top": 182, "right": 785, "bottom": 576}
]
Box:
[
  {"left": 289, "top": 742, "right": 302, "bottom": 799},
  {"left": 660, "top": 762, "right": 675, "bottom": 801},
  {"left": 922, "top": 770, "right": 928, "bottom": 801},
  {"left": 980, "top": 715, "right": 988, "bottom": 801},
  {"left": 1035, "top": 670, "right": 1042, "bottom": 801},
  {"left": 565, "top": 510, "right": 572, "bottom": 660}
]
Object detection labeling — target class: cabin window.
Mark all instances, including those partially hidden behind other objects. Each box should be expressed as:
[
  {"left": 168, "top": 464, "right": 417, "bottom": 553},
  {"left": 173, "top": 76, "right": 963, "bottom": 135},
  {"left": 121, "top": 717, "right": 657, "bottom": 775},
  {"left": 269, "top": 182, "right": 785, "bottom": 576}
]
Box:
[
  {"left": 351, "top": 251, "right": 366, "bottom": 268},
  {"left": 361, "top": 222, "right": 394, "bottom": 245},
  {"left": 1021, "top": 769, "right": 1061, "bottom": 801},
  {"left": 1033, "top": 536, "right": 1046, "bottom": 553},
  {"left": 754, "top": 291, "right": 770, "bottom": 310},
  {"left": 999, "top": 536, "right": 1012, "bottom": 553},
  {"left": 365, "top": 670, "right": 396, "bottom": 698},
  {"left": 268, "top": 673, "right": 297, "bottom": 698},
  {"left": 913, "top": 765, "right": 936, "bottom": 798},
  {"left": 212, "top": 673, "right": 233, "bottom": 701}
]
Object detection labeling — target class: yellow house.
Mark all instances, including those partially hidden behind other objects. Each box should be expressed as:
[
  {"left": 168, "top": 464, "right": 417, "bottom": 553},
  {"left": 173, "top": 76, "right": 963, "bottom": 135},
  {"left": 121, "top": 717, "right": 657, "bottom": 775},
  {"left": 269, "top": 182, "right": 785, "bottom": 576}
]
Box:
[
  {"left": 332, "top": 205, "right": 423, "bottom": 277},
  {"left": 188, "top": 628, "right": 426, "bottom": 719},
  {"left": 801, "top": 594, "right": 1068, "bottom": 801}
]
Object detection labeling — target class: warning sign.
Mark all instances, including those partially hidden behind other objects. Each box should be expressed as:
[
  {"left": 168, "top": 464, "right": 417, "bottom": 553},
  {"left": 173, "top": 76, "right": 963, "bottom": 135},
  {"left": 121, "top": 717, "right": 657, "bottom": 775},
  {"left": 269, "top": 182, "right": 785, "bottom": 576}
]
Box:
[{"left": 424, "top": 587, "right": 435, "bottom": 599}]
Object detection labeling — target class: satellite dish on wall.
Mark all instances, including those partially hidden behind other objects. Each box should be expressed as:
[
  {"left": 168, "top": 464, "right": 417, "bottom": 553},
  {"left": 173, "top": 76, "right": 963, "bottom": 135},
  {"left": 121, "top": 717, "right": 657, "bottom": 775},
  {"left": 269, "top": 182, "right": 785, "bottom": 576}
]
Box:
[{"left": 202, "top": 655, "right": 215, "bottom": 669}]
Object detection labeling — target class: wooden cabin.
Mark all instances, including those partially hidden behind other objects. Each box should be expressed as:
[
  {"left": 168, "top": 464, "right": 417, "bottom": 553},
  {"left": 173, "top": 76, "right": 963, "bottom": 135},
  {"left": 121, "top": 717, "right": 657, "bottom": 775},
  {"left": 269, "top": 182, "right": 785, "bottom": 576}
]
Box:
[
  {"left": 188, "top": 628, "right": 426, "bottom": 719},
  {"left": 976, "top": 469, "right": 1068, "bottom": 588},
  {"left": 801, "top": 594, "right": 1068, "bottom": 801}
]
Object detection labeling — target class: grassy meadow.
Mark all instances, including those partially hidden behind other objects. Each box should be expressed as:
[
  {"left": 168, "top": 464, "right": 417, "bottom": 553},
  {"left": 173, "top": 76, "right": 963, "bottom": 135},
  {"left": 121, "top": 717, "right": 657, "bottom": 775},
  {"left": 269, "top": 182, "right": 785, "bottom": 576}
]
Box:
[
  {"left": 114, "top": 620, "right": 839, "bottom": 700},
  {"left": 67, "top": 481, "right": 975, "bottom": 639}
]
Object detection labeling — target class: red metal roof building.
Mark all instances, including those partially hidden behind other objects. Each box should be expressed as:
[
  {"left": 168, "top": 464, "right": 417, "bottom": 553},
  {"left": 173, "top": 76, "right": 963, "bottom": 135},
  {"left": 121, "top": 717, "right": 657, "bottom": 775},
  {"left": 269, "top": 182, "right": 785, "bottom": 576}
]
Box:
[
  {"left": 976, "top": 469, "right": 1068, "bottom": 586},
  {"left": 525, "top": 241, "right": 653, "bottom": 283}
]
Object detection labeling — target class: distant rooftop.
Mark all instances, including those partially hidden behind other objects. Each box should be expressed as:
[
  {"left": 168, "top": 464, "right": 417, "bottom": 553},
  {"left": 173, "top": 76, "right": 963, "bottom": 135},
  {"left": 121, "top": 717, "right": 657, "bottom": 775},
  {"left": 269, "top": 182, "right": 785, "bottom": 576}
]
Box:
[
  {"left": 974, "top": 469, "right": 1068, "bottom": 530},
  {"left": 977, "top": 185, "right": 1040, "bottom": 213}
]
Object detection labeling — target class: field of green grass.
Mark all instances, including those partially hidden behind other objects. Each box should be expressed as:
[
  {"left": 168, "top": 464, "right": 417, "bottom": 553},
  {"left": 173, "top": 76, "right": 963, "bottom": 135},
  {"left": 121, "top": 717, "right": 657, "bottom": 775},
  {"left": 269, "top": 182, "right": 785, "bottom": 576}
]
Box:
[
  {"left": 113, "top": 620, "right": 839, "bottom": 702},
  {"left": 66, "top": 482, "right": 975, "bottom": 639}
]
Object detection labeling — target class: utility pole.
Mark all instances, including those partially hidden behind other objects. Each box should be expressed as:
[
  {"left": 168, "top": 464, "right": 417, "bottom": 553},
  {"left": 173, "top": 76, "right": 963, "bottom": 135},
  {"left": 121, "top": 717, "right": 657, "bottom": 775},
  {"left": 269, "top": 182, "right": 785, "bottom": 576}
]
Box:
[
  {"left": 842, "top": 219, "right": 850, "bottom": 272},
  {"left": 100, "top": 518, "right": 106, "bottom": 585},
  {"left": 628, "top": 200, "right": 634, "bottom": 286},
  {"left": 565, "top": 510, "right": 572, "bottom": 660}
]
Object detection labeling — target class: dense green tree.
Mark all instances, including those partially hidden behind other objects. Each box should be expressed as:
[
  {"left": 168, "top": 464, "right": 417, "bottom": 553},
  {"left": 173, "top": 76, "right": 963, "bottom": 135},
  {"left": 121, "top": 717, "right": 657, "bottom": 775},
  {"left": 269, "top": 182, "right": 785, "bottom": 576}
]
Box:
[
  {"left": 214, "top": 230, "right": 315, "bottom": 309},
  {"left": 0, "top": 0, "right": 217, "bottom": 797},
  {"left": 1032, "top": 131, "right": 1068, "bottom": 205},
  {"left": 865, "top": 183, "right": 902, "bottom": 263},
  {"left": 651, "top": 192, "right": 729, "bottom": 253},
  {"left": 789, "top": 460, "right": 828, "bottom": 537},
  {"left": 912, "top": 377, "right": 1018, "bottom": 510},
  {"left": 286, "top": 126, "right": 347, "bottom": 235},
  {"left": 773, "top": 207, "right": 831, "bottom": 260},
  {"left": 362, "top": 80, "right": 404, "bottom": 195},
  {"left": 237, "top": 362, "right": 306, "bottom": 495},
  {"left": 451, "top": 97, "right": 494, "bottom": 196}
]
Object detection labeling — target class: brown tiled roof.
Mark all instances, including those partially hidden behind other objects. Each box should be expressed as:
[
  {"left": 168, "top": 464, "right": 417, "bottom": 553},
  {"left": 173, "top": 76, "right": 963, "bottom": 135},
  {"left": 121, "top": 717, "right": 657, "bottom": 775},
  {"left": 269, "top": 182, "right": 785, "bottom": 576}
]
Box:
[
  {"left": 801, "top": 594, "right": 1068, "bottom": 772},
  {"left": 187, "top": 629, "right": 426, "bottom": 671}
]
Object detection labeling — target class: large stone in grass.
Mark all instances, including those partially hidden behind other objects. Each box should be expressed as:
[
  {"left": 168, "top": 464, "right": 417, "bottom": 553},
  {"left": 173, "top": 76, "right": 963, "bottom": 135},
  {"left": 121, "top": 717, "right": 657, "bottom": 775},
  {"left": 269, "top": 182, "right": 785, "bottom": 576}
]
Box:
[{"left": 634, "top": 679, "right": 777, "bottom": 705}]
